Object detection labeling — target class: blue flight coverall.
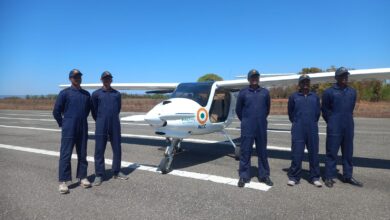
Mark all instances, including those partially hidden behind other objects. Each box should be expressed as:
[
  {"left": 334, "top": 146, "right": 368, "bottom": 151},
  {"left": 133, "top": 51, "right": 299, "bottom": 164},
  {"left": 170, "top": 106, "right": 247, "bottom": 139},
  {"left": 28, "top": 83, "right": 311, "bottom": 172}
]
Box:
[
  {"left": 287, "top": 91, "right": 321, "bottom": 182},
  {"left": 236, "top": 86, "right": 271, "bottom": 179},
  {"left": 322, "top": 84, "right": 357, "bottom": 179},
  {"left": 91, "top": 88, "right": 122, "bottom": 177},
  {"left": 53, "top": 86, "right": 91, "bottom": 182}
]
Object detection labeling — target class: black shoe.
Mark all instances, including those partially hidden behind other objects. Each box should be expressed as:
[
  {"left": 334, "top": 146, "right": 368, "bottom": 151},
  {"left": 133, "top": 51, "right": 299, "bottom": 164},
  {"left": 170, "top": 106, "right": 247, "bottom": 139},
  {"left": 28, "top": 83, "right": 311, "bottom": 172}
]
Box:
[
  {"left": 259, "top": 176, "right": 273, "bottom": 186},
  {"left": 343, "top": 177, "right": 363, "bottom": 187},
  {"left": 324, "top": 178, "right": 334, "bottom": 188},
  {"left": 237, "top": 178, "right": 250, "bottom": 188}
]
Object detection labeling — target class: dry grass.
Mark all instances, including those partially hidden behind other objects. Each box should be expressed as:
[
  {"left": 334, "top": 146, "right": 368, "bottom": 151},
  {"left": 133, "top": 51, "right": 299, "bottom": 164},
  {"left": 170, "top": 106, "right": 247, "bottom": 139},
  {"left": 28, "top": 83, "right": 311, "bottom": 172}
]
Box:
[
  {"left": 0, "top": 98, "right": 163, "bottom": 113},
  {"left": 1, "top": 98, "right": 389, "bottom": 118},
  {"left": 270, "top": 99, "right": 390, "bottom": 118},
  {"left": 122, "top": 98, "right": 162, "bottom": 112},
  {"left": 0, "top": 99, "right": 57, "bottom": 110}
]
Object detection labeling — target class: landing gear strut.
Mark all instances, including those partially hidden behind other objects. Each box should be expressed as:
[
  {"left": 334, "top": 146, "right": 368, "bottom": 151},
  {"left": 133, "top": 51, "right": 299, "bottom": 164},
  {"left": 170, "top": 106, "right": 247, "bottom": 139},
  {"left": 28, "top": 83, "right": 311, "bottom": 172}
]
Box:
[
  {"left": 222, "top": 129, "right": 240, "bottom": 160},
  {"left": 158, "top": 138, "right": 182, "bottom": 174},
  {"left": 234, "top": 146, "right": 241, "bottom": 161}
]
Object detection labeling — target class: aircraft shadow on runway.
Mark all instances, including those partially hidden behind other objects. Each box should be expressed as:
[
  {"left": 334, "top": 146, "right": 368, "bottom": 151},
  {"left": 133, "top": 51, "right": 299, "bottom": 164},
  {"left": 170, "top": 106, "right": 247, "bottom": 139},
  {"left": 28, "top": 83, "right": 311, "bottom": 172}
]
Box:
[
  {"left": 87, "top": 135, "right": 390, "bottom": 171},
  {"left": 67, "top": 166, "right": 137, "bottom": 189},
  {"left": 88, "top": 134, "right": 234, "bottom": 170}
]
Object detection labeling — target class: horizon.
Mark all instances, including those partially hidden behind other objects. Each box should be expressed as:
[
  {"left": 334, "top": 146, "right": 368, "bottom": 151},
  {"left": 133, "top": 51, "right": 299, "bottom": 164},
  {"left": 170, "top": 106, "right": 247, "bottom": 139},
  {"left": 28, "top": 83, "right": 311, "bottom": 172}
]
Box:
[{"left": 1, "top": 0, "right": 389, "bottom": 95}]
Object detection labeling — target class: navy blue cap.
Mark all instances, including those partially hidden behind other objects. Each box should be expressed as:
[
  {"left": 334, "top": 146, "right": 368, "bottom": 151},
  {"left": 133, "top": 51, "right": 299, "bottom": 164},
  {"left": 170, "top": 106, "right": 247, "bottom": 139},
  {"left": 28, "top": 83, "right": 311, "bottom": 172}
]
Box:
[
  {"left": 299, "top": 74, "right": 310, "bottom": 82},
  {"left": 335, "top": 67, "right": 350, "bottom": 77},
  {"left": 247, "top": 69, "right": 260, "bottom": 80},
  {"left": 101, "top": 71, "right": 113, "bottom": 79},
  {"left": 69, "top": 69, "right": 82, "bottom": 78}
]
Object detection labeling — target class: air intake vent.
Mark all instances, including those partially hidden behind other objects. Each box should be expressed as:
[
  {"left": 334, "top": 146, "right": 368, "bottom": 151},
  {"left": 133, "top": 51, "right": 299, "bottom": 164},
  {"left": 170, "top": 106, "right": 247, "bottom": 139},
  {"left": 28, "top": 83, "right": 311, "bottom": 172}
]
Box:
[{"left": 162, "top": 101, "right": 171, "bottom": 105}]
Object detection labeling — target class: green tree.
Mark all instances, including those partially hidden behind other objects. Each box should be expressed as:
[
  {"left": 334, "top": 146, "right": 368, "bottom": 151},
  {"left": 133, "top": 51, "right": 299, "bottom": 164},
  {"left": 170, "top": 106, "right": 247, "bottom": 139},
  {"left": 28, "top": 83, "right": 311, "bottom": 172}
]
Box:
[
  {"left": 298, "top": 67, "right": 323, "bottom": 94},
  {"left": 326, "top": 65, "right": 337, "bottom": 72},
  {"left": 197, "top": 73, "right": 223, "bottom": 82},
  {"left": 380, "top": 84, "right": 390, "bottom": 101},
  {"left": 299, "top": 67, "right": 323, "bottom": 75}
]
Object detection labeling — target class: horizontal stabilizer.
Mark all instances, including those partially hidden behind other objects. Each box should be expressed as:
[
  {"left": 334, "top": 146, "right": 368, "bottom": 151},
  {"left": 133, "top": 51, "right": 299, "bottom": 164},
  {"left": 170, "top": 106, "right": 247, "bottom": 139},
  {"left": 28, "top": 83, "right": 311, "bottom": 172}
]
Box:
[
  {"left": 145, "top": 89, "right": 175, "bottom": 94},
  {"left": 121, "top": 115, "right": 146, "bottom": 122}
]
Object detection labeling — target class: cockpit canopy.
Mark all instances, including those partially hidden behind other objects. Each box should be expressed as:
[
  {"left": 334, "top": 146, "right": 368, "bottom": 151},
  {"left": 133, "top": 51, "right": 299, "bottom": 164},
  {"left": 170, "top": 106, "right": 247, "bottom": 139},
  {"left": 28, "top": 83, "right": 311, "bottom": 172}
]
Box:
[{"left": 170, "top": 82, "right": 213, "bottom": 107}]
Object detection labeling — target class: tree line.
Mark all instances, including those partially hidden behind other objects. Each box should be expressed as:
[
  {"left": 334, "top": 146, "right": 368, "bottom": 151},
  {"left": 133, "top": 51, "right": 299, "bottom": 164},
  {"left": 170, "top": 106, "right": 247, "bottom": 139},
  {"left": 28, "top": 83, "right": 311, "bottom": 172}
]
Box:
[
  {"left": 19, "top": 93, "right": 168, "bottom": 100},
  {"left": 269, "top": 81, "right": 390, "bottom": 101},
  {"left": 5, "top": 67, "right": 389, "bottom": 102},
  {"left": 269, "top": 67, "right": 390, "bottom": 101},
  {"left": 199, "top": 67, "right": 390, "bottom": 101}
]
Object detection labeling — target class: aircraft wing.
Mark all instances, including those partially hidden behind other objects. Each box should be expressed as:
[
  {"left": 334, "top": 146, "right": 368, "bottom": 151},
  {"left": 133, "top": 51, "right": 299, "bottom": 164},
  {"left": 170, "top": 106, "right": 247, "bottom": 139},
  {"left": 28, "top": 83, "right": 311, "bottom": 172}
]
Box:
[
  {"left": 59, "top": 68, "right": 390, "bottom": 91},
  {"left": 216, "top": 68, "right": 390, "bottom": 90},
  {"left": 59, "top": 83, "right": 179, "bottom": 90}
]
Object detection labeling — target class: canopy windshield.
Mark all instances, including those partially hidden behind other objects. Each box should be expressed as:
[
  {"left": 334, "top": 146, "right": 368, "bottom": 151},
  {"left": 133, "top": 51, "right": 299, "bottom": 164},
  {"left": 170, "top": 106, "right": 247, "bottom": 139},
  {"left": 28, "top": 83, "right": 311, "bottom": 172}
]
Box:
[{"left": 170, "top": 82, "right": 213, "bottom": 107}]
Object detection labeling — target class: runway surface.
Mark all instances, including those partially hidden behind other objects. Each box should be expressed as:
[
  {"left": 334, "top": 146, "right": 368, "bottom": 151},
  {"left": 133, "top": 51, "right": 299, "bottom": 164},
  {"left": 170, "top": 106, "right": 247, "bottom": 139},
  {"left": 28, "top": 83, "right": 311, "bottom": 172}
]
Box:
[{"left": 0, "top": 109, "right": 389, "bottom": 219}]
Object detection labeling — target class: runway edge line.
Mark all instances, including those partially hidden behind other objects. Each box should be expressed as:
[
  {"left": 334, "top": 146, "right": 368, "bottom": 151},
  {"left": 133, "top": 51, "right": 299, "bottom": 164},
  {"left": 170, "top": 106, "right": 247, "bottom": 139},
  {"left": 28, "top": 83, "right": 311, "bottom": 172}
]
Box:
[{"left": 0, "top": 143, "right": 271, "bottom": 191}]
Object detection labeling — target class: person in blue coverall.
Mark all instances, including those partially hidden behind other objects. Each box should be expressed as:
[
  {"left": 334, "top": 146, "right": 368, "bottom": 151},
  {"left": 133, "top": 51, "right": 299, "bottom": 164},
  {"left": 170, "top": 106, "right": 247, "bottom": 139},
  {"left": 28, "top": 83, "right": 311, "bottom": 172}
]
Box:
[
  {"left": 322, "top": 67, "right": 363, "bottom": 188},
  {"left": 53, "top": 69, "right": 92, "bottom": 194},
  {"left": 236, "top": 69, "right": 273, "bottom": 187},
  {"left": 287, "top": 75, "right": 322, "bottom": 187},
  {"left": 91, "top": 71, "right": 128, "bottom": 186}
]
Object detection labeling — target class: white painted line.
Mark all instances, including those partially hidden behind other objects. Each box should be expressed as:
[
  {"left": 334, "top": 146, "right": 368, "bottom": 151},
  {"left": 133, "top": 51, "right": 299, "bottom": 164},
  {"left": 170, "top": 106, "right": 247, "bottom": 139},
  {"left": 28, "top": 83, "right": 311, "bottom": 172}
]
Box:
[
  {"left": 225, "top": 127, "right": 326, "bottom": 135},
  {"left": 0, "top": 124, "right": 61, "bottom": 132},
  {"left": 0, "top": 116, "right": 150, "bottom": 126},
  {"left": 121, "top": 122, "right": 149, "bottom": 126},
  {"left": 120, "top": 133, "right": 165, "bottom": 141},
  {"left": 0, "top": 116, "right": 97, "bottom": 124},
  {"left": 0, "top": 112, "right": 142, "bottom": 118},
  {"left": 268, "top": 145, "right": 308, "bottom": 153},
  {"left": 231, "top": 120, "right": 291, "bottom": 124},
  {"left": 0, "top": 116, "right": 143, "bottom": 126},
  {"left": 270, "top": 123, "right": 327, "bottom": 128},
  {"left": 0, "top": 143, "right": 271, "bottom": 191},
  {"left": 0, "top": 116, "right": 329, "bottom": 132},
  {"left": 0, "top": 124, "right": 297, "bottom": 152},
  {"left": 0, "top": 116, "right": 56, "bottom": 122},
  {"left": 0, "top": 113, "right": 52, "bottom": 117},
  {"left": 231, "top": 121, "right": 327, "bottom": 125}
]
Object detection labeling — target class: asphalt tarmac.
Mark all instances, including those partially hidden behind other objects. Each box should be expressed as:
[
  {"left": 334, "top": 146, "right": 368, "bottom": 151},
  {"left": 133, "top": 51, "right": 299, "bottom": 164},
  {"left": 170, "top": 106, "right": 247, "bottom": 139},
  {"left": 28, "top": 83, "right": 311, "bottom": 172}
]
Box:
[{"left": 0, "top": 109, "right": 389, "bottom": 220}]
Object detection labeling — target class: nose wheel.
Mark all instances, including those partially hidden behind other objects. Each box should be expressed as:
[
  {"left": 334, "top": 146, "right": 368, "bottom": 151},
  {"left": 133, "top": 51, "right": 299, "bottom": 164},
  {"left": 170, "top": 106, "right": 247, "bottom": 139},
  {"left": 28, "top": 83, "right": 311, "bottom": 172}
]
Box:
[{"left": 158, "top": 138, "right": 181, "bottom": 174}]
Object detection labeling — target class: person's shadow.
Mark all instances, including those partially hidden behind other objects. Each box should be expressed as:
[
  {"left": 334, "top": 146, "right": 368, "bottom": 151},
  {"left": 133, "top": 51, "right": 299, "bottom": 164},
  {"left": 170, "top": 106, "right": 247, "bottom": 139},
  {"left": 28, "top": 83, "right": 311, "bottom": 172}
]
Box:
[{"left": 67, "top": 163, "right": 137, "bottom": 189}]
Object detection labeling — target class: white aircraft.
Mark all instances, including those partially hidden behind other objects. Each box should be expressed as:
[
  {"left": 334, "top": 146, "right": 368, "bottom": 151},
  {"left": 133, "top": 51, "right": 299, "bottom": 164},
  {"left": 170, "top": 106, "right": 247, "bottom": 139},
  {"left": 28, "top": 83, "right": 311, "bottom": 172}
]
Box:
[{"left": 60, "top": 68, "right": 390, "bottom": 174}]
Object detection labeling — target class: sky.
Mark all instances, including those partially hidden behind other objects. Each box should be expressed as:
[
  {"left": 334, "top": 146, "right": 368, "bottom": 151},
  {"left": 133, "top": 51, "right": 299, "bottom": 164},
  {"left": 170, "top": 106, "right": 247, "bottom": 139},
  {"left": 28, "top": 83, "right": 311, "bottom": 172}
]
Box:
[{"left": 0, "top": 0, "right": 389, "bottom": 95}]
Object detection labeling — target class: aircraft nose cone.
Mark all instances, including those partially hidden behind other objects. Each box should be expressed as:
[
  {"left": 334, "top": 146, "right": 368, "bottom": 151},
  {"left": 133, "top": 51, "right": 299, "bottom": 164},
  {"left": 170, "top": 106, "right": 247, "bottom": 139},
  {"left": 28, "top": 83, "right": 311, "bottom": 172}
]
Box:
[
  {"left": 144, "top": 111, "right": 165, "bottom": 127},
  {"left": 144, "top": 98, "right": 200, "bottom": 127}
]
